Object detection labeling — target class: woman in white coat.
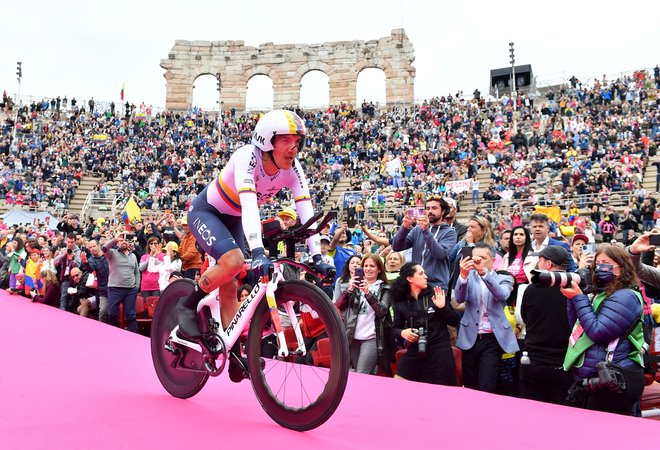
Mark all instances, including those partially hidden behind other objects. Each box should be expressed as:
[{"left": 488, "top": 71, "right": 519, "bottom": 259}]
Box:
[{"left": 148, "top": 241, "right": 183, "bottom": 292}]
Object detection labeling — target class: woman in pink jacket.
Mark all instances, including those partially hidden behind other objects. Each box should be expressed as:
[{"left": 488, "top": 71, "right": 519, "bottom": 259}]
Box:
[{"left": 139, "top": 236, "right": 164, "bottom": 297}]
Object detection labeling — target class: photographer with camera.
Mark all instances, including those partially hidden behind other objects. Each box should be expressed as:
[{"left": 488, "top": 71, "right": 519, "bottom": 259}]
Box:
[
  {"left": 519, "top": 246, "right": 574, "bottom": 404},
  {"left": 391, "top": 262, "right": 459, "bottom": 385},
  {"left": 561, "top": 245, "right": 645, "bottom": 415},
  {"left": 454, "top": 243, "right": 518, "bottom": 393}
]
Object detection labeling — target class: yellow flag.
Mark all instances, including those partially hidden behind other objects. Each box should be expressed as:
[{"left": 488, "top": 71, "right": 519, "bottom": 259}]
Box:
[
  {"left": 121, "top": 196, "right": 141, "bottom": 227},
  {"left": 534, "top": 205, "right": 562, "bottom": 224}
]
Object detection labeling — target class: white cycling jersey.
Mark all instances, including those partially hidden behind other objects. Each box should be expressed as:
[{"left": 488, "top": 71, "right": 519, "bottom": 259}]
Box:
[{"left": 206, "top": 144, "right": 321, "bottom": 255}]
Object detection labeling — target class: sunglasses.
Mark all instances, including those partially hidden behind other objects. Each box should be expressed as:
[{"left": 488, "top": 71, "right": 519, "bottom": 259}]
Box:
[{"left": 425, "top": 195, "right": 444, "bottom": 203}]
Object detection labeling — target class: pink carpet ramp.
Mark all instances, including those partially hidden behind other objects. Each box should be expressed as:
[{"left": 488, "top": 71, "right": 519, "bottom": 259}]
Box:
[{"left": 0, "top": 291, "right": 657, "bottom": 450}]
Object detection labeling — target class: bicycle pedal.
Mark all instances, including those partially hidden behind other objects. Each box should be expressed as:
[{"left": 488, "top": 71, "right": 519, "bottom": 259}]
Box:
[{"left": 228, "top": 355, "right": 249, "bottom": 383}]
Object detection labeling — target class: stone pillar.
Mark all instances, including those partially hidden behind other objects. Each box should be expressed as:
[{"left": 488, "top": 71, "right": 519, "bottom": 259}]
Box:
[
  {"left": 163, "top": 70, "right": 193, "bottom": 111},
  {"left": 386, "top": 76, "right": 415, "bottom": 107},
  {"left": 221, "top": 77, "right": 247, "bottom": 112},
  {"left": 329, "top": 73, "right": 356, "bottom": 107},
  {"left": 273, "top": 75, "right": 301, "bottom": 109}
]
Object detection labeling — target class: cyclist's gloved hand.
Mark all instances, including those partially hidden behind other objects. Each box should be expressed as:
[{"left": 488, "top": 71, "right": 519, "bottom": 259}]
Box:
[
  {"left": 251, "top": 247, "right": 272, "bottom": 278},
  {"left": 312, "top": 254, "right": 335, "bottom": 278}
]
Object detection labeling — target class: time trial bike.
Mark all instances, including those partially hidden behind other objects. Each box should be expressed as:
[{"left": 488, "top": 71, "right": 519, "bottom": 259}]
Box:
[{"left": 150, "top": 211, "right": 349, "bottom": 431}]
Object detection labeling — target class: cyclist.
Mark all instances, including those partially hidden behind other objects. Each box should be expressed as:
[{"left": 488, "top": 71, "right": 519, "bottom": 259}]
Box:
[{"left": 176, "top": 109, "right": 334, "bottom": 380}]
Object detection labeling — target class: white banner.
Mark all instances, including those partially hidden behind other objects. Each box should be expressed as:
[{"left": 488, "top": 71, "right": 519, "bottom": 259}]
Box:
[{"left": 445, "top": 179, "right": 472, "bottom": 193}]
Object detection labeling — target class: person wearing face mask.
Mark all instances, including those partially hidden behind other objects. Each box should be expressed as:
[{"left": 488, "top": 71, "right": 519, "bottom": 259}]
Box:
[{"left": 561, "top": 245, "right": 645, "bottom": 415}]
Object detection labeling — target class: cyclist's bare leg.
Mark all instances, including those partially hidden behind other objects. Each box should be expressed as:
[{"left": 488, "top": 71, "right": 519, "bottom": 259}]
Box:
[
  {"left": 177, "top": 248, "right": 244, "bottom": 338},
  {"left": 218, "top": 278, "right": 239, "bottom": 329},
  {"left": 200, "top": 253, "right": 249, "bottom": 381}
]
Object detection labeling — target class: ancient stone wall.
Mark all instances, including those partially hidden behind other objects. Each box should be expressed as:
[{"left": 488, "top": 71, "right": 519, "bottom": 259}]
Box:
[{"left": 160, "top": 29, "right": 415, "bottom": 111}]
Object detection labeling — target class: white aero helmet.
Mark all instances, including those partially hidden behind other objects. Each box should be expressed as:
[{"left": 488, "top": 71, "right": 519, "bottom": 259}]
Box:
[{"left": 251, "top": 109, "right": 306, "bottom": 152}]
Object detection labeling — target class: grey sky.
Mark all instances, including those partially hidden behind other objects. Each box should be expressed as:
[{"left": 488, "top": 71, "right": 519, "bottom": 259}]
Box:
[{"left": 1, "top": 0, "right": 657, "bottom": 109}]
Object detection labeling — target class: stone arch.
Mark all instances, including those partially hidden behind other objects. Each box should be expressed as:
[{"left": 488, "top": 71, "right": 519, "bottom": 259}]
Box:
[
  {"left": 300, "top": 70, "right": 330, "bottom": 108},
  {"left": 191, "top": 72, "right": 221, "bottom": 110},
  {"left": 239, "top": 65, "right": 283, "bottom": 87},
  {"left": 356, "top": 67, "right": 386, "bottom": 105},
  {"left": 245, "top": 74, "right": 274, "bottom": 111},
  {"left": 295, "top": 61, "right": 336, "bottom": 80},
  {"left": 354, "top": 60, "right": 396, "bottom": 80},
  {"left": 161, "top": 29, "right": 415, "bottom": 111}
]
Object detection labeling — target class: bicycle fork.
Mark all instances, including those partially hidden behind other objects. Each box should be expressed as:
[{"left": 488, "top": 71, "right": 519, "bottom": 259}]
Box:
[{"left": 265, "top": 269, "right": 307, "bottom": 359}]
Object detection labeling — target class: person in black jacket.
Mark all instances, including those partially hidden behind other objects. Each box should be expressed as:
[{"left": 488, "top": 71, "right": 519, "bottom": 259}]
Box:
[
  {"left": 80, "top": 239, "right": 109, "bottom": 323},
  {"left": 56, "top": 213, "right": 84, "bottom": 236},
  {"left": 519, "top": 247, "right": 574, "bottom": 404},
  {"left": 619, "top": 208, "right": 638, "bottom": 245},
  {"left": 64, "top": 267, "right": 95, "bottom": 316},
  {"left": 391, "top": 262, "right": 459, "bottom": 385}
]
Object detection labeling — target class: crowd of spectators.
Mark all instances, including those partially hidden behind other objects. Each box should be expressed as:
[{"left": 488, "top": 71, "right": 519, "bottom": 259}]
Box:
[{"left": 2, "top": 68, "right": 658, "bottom": 228}]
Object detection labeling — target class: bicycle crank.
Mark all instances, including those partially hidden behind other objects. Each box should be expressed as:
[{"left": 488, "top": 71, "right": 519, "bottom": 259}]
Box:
[{"left": 201, "top": 333, "right": 227, "bottom": 377}]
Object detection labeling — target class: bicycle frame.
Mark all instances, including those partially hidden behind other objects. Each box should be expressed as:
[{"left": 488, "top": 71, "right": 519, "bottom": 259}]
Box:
[{"left": 167, "top": 259, "right": 309, "bottom": 360}]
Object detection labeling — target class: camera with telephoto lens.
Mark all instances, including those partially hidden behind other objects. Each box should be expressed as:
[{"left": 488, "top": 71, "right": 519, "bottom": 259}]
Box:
[
  {"left": 530, "top": 267, "right": 593, "bottom": 294},
  {"left": 581, "top": 361, "right": 627, "bottom": 393},
  {"left": 416, "top": 327, "right": 427, "bottom": 356}
]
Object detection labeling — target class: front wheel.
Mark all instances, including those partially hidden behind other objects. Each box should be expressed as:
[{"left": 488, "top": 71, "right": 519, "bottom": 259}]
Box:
[
  {"left": 247, "top": 280, "right": 349, "bottom": 431},
  {"left": 151, "top": 278, "right": 209, "bottom": 398}
]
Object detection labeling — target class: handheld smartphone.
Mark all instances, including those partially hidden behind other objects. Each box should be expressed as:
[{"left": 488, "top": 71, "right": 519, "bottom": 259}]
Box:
[
  {"left": 354, "top": 267, "right": 364, "bottom": 282},
  {"left": 406, "top": 207, "right": 425, "bottom": 218},
  {"left": 460, "top": 246, "right": 474, "bottom": 260},
  {"left": 583, "top": 243, "right": 596, "bottom": 254},
  {"left": 649, "top": 234, "right": 660, "bottom": 246}
]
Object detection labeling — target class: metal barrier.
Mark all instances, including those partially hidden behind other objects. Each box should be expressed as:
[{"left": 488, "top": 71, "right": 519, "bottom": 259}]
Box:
[
  {"left": 329, "top": 187, "right": 642, "bottom": 225},
  {"left": 455, "top": 190, "right": 638, "bottom": 217},
  {"left": 81, "top": 192, "right": 124, "bottom": 222}
]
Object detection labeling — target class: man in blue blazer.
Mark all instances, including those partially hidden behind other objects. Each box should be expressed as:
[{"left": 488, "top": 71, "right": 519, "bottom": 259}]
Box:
[
  {"left": 529, "top": 213, "right": 577, "bottom": 272},
  {"left": 454, "top": 243, "right": 519, "bottom": 392}
]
